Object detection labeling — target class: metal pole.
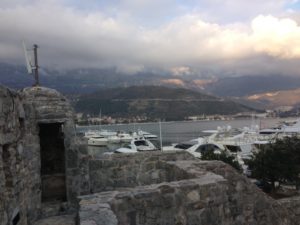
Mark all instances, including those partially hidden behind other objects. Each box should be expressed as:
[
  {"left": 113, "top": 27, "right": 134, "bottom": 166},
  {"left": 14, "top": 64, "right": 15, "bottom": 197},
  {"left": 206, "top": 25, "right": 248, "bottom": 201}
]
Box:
[
  {"left": 159, "top": 120, "right": 163, "bottom": 151},
  {"left": 99, "top": 108, "right": 102, "bottom": 131},
  {"left": 33, "top": 44, "right": 39, "bottom": 86}
]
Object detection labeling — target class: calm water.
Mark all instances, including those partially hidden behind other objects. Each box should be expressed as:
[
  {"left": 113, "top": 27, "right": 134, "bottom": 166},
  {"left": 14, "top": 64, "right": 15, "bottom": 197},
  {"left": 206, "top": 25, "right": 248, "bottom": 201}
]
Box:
[{"left": 77, "top": 118, "right": 282, "bottom": 156}]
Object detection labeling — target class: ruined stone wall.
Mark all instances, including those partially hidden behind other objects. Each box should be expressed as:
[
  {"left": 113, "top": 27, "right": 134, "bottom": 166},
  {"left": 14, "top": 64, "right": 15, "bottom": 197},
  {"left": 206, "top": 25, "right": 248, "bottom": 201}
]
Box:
[
  {"left": 0, "top": 86, "right": 83, "bottom": 225},
  {"left": 279, "top": 196, "right": 300, "bottom": 222},
  {"left": 88, "top": 152, "right": 196, "bottom": 193},
  {"left": 0, "top": 86, "right": 33, "bottom": 225},
  {"left": 64, "top": 138, "right": 91, "bottom": 206},
  {"left": 78, "top": 154, "right": 298, "bottom": 225},
  {"left": 20, "top": 87, "right": 79, "bottom": 208}
]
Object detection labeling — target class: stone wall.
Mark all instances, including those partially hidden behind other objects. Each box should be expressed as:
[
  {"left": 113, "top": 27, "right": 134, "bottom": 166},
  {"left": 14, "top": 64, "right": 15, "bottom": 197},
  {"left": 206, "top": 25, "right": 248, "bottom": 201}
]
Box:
[
  {"left": 20, "top": 87, "right": 81, "bottom": 207},
  {"left": 88, "top": 152, "right": 196, "bottom": 193},
  {"left": 0, "top": 86, "right": 82, "bottom": 225},
  {"left": 78, "top": 154, "right": 298, "bottom": 225},
  {"left": 0, "top": 86, "right": 33, "bottom": 225},
  {"left": 279, "top": 196, "right": 300, "bottom": 222}
]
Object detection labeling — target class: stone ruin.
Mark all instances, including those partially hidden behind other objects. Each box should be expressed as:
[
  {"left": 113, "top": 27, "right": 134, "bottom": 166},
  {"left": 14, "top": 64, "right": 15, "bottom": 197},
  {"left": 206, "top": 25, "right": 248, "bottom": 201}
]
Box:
[
  {"left": 0, "top": 85, "right": 86, "bottom": 225},
  {"left": 0, "top": 85, "right": 299, "bottom": 225}
]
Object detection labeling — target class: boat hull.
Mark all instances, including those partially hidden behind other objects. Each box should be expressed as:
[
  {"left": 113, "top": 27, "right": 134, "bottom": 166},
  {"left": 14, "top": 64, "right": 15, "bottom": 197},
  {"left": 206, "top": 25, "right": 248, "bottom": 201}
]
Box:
[{"left": 88, "top": 137, "right": 108, "bottom": 146}]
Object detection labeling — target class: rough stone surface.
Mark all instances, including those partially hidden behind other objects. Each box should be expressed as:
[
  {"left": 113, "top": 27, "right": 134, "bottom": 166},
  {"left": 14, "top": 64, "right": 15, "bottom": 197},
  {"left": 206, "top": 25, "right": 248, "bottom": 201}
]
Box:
[
  {"left": 88, "top": 152, "right": 196, "bottom": 193},
  {"left": 0, "top": 86, "right": 31, "bottom": 225},
  {"left": 33, "top": 214, "right": 75, "bottom": 225},
  {"left": 279, "top": 196, "right": 300, "bottom": 221},
  {"left": 78, "top": 156, "right": 298, "bottom": 225},
  {"left": 0, "top": 86, "right": 82, "bottom": 225}
]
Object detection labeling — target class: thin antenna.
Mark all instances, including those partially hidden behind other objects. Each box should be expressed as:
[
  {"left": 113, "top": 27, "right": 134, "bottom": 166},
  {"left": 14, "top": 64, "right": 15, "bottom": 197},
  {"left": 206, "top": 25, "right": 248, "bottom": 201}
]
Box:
[
  {"left": 33, "top": 44, "right": 39, "bottom": 86},
  {"left": 22, "top": 41, "right": 40, "bottom": 86}
]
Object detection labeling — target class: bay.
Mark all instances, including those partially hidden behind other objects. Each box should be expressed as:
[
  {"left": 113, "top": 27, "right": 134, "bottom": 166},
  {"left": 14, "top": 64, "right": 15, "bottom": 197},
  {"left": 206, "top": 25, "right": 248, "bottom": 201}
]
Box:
[{"left": 77, "top": 118, "right": 282, "bottom": 156}]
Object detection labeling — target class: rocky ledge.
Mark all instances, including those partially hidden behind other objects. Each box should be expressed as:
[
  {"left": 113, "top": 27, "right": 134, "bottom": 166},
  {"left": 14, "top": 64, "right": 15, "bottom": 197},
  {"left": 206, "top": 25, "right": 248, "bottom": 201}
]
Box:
[{"left": 78, "top": 155, "right": 298, "bottom": 225}]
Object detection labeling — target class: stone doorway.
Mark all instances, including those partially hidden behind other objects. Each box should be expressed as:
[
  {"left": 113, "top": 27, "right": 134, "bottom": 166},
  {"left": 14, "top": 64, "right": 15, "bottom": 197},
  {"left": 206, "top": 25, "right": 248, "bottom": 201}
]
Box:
[{"left": 39, "top": 123, "right": 66, "bottom": 202}]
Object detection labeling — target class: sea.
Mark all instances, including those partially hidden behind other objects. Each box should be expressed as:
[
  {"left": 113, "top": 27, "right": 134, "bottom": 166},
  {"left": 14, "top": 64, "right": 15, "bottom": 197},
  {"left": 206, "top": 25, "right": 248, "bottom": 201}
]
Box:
[{"left": 77, "top": 117, "right": 283, "bottom": 157}]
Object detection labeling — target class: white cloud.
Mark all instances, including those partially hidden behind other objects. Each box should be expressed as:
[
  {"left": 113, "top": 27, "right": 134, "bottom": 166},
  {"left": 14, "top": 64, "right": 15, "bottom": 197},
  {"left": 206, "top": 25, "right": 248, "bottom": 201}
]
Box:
[
  {"left": 170, "top": 66, "right": 192, "bottom": 76},
  {"left": 174, "top": 0, "right": 290, "bottom": 23},
  {"left": 1, "top": 1, "right": 300, "bottom": 76},
  {"left": 252, "top": 15, "right": 300, "bottom": 58}
]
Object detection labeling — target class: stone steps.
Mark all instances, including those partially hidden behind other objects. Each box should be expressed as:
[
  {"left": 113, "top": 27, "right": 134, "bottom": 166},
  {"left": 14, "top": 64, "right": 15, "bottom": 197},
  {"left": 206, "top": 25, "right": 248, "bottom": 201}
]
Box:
[
  {"left": 40, "top": 201, "right": 69, "bottom": 218},
  {"left": 34, "top": 214, "right": 76, "bottom": 225}
]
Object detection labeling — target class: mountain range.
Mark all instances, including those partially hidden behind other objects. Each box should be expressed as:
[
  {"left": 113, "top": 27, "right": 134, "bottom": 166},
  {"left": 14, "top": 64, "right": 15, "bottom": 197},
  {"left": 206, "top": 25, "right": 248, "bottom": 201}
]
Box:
[
  {"left": 2, "top": 62, "right": 300, "bottom": 111},
  {"left": 74, "top": 86, "right": 255, "bottom": 120}
]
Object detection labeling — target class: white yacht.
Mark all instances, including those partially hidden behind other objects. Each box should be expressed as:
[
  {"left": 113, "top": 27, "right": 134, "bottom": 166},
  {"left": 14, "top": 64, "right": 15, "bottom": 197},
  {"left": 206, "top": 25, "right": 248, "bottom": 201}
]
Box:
[
  {"left": 162, "top": 137, "right": 225, "bottom": 158},
  {"left": 85, "top": 129, "right": 132, "bottom": 145},
  {"left": 137, "top": 130, "right": 158, "bottom": 140},
  {"left": 206, "top": 126, "right": 260, "bottom": 159},
  {"left": 107, "top": 132, "right": 134, "bottom": 143},
  {"left": 99, "top": 130, "right": 118, "bottom": 137},
  {"left": 87, "top": 135, "right": 108, "bottom": 146},
  {"left": 114, "top": 137, "right": 157, "bottom": 153},
  {"left": 162, "top": 139, "right": 200, "bottom": 152},
  {"left": 84, "top": 130, "right": 102, "bottom": 139},
  {"left": 204, "top": 126, "right": 263, "bottom": 174},
  {"left": 253, "top": 119, "right": 300, "bottom": 149},
  {"left": 259, "top": 119, "right": 300, "bottom": 137}
]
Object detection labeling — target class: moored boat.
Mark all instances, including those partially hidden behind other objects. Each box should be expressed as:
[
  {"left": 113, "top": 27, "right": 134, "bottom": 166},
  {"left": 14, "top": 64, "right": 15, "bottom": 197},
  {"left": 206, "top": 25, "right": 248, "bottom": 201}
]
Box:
[
  {"left": 87, "top": 135, "right": 108, "bottom": 146},
  {"left": 114, "top": 137, "right": 157, "bottom": 153},
  {"left": 137, "top": 130, "right": 158, "bottom": 140}
]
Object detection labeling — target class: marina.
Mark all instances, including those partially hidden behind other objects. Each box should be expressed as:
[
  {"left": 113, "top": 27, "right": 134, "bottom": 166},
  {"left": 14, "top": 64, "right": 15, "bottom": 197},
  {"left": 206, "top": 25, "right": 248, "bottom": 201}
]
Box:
[
  {"left": 76, "top": 118, "right": 284, "bottom": 158},
  {"left": 78, "top": 117, "right": 300, "bottom": 176},
  {"left": 78, "top": 117, "right": 278, "bottom": 144}
]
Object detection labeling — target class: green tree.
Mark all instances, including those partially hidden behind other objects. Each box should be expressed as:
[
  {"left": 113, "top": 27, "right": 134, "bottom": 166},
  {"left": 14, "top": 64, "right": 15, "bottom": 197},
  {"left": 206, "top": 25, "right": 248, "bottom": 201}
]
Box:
[
  {"left": 248, "top": 136, "right": 300, "bottom": 191},
  {"left": 201, "top": 150, "right": 242, "bottom": 172}
]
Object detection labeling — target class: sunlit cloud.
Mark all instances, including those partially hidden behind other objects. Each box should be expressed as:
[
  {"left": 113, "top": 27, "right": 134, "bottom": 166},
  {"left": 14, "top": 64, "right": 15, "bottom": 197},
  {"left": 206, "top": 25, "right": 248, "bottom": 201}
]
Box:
[
  {"left": 1, "top": 0, "right": 300, "bottom": 76},
  {"left": 170, "top": 66, "right": 192, "bottom": 76},
  {"left": 252, "top": 15, "right": 300, "bottom": 58}
]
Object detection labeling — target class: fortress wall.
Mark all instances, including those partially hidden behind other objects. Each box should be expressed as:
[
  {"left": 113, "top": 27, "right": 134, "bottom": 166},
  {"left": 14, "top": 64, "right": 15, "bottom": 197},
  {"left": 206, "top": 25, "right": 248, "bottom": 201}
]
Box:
[
  {"left": 0, "top": 86, "right": 34, "bottom": 225},
  {"left": 0, "top": 86, "right": 85, "bottom": 225},
  {"left": 78, "top": 156, "right": 298, "bottom": 225}
]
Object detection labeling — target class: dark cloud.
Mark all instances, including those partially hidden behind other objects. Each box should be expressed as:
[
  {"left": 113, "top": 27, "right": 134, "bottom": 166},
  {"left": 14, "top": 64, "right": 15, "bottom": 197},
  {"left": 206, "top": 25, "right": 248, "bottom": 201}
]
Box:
[{"left": 1, "top": 0, "right": 300, "bottom": 76}]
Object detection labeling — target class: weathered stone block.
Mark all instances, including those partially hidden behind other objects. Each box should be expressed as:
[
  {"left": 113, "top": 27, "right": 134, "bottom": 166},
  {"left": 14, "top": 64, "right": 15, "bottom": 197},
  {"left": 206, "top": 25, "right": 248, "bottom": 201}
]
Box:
[
  {"left": 89, "top": 161, "right": 103, "bottom": 171},
  {"left": 67, "top": 150, "right": 78, "bottom": 168},
  {"left": 78, "top": 157, "right": 298, "bottom": 225}
]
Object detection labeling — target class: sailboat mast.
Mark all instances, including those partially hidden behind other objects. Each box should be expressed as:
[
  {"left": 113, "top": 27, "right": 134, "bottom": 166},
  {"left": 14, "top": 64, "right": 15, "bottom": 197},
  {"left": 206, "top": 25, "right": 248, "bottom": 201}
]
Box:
[
  {"left": 99, "top": 108, "right": 102, "bottom": 131},
  {"left": 159, "top": 120, "right": 163, "bottom": 151}
]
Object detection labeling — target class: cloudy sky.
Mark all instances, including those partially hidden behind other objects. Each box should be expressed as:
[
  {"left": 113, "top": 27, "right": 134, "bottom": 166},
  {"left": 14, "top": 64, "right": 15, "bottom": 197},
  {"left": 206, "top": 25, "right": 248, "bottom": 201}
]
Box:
[{"left": 1, "top": 0, "right": 300, "bottom": 77}]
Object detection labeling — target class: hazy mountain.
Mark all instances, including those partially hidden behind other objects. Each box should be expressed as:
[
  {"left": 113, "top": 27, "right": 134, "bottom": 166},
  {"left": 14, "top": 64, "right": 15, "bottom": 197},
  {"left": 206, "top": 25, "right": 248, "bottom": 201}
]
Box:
[
  {"left": 74, "top": 86, "right": 256, "bottom": 120},
  {"left": 202, "top": 75, "right": 300, "bottom": 97},
  {"left": 244, "top": 88, "right": 300, "bottom": 108},
  {"left": 0, "top": 63, "right": 167, "bottom": 93},
  {"left": 2, "top": 63, "right": 300, "bottom": 111}
]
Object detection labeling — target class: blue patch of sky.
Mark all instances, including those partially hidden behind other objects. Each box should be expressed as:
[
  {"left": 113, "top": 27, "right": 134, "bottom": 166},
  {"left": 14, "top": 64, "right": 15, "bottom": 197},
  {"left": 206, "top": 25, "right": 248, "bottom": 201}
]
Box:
[
  {"left": 286, "top": 0, "right": 300, "bottom": 10},
  {"left": 60, "top": 0, "right": 182, "bottom": 27},
  {"left": 57, "top": 0, "right": 257, "bottom": 26},
  {"left": 62, "top": 0, "right": 119, "bottom": 12},
  {"left": 63, "top": 0, "right": 197, "bottom": 11}
]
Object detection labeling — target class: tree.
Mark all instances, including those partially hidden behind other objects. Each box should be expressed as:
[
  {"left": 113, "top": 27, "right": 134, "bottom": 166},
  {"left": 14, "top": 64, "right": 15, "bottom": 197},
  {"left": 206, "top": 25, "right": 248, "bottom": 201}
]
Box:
[
  {"left": 201, "top": 150, "right": 242, "bottom": 172},
  {"left": 248, "top": 136, "right": 300, "bottom": 191}
]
